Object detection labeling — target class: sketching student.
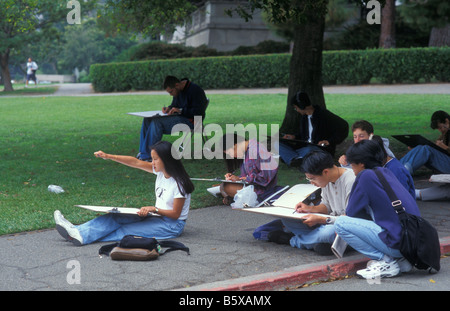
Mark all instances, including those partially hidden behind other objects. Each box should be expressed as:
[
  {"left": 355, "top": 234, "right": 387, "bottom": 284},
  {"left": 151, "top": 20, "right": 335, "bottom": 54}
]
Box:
[
  {"left": 339, "top": 120, "right": 395, "bottom": 168},
  {"left": 267, "top": 150, "right": 355, "bottom": 255},
  {"left": 219, "top": 133, "right": 279, "bottom": 205},
  {"left": 54, "top": 141, "right": 194, "bottom": 246},
  {"left": 278, "top": 91, "right": 349, "bottom": 167},
  {"left": 400, "top": 110, "right": 450, "bottom": 175},
  {"left": 335, "top": 140, "right": 420, "bottom": 279},
  {"left": 137, "top": 75, "right": 208, "bottom": 161}
]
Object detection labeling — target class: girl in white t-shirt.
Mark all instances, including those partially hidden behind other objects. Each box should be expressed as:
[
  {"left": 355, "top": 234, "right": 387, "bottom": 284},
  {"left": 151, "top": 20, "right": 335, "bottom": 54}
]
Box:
[{"left": 54, "top": 141, "right": 194, "bottom": 245}]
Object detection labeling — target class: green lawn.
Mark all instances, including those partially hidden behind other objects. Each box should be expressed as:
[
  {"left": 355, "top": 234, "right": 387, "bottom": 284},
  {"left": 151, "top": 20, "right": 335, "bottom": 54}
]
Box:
[{"left": 0, "top": 93, "right": 448, "bottom": 235}]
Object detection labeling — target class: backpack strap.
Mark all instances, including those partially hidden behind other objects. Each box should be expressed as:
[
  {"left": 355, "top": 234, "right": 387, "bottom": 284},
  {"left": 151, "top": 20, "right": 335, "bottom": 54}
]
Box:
[
  {"left": 158, "top": 240, "right": 190, "bottom": 256},
  {"left": 98, "top": 242, "right": 119, "bottom": 257},
  {"left": 373, "top": 168, "right": 406, "bottom": 216}
]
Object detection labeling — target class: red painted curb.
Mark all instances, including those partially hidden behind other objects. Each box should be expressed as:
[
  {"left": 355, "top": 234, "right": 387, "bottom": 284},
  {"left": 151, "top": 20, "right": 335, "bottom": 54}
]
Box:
[{"left": 196, "top": 237, "right": 450, "bottom": 291}]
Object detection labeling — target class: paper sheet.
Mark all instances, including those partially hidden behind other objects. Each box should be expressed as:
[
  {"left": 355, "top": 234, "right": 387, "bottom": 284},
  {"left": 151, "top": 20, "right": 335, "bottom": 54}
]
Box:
[{"left": 76, "top": 205, "right": 159, "bottom": 216}]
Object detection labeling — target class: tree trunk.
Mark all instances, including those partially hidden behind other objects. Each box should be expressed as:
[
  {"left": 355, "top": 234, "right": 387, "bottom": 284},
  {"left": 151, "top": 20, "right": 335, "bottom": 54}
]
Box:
[
  {"left": 379, "top": 0, "right": 396, "bottom": 48},
  {"left": 429, "top": 24, "right": 450, "bottom": 47},
  {"left": 0, "top": 50, "right": 14, "bottom": 92},
  {"left": 280, "top": 14, "right": 326, "bottom": 134}
]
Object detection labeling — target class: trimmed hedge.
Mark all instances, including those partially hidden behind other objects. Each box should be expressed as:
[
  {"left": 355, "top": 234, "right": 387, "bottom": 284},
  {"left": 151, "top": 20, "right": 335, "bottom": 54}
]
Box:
[{"left": 90, "top": 47, "right": 450, "bottom": 92}]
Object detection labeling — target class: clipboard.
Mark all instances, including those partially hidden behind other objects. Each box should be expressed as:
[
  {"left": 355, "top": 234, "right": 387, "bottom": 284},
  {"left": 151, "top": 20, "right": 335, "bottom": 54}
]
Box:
[
  {"left": 76, "top": 205, "right": 160, "bottom": 216},
  {"left": 235, "top": 184, "right": 322, "bottom": 220},
  {"left": 190, "top": 177, "right": 249, "bottom": 185},
  {"left": 279, "top": 137, "right": 327, "bottom": 149},
  {"left": 127, "top": 110, "right": 171, "bottom": 118},
  {"left": 392, "top": 134, "right": 448, "bottom": 156}
]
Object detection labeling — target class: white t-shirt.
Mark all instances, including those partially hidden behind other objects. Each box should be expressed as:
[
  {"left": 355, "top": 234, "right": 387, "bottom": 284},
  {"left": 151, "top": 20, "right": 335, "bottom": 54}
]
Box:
[
  {"left": 153, "top": 171, "right": 190, "bottom": 221},
  {"left": 27, "top": 61, "right": 38, "bottom": 75},
  {"left": 321, "top": 168, "right": 355, "bottom": 216}
]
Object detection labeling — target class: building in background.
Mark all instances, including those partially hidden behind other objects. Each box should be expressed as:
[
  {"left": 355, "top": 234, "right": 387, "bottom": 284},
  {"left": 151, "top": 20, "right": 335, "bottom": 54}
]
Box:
[{"left": 167, "top": 0, "right": 283, "bottom": 52}]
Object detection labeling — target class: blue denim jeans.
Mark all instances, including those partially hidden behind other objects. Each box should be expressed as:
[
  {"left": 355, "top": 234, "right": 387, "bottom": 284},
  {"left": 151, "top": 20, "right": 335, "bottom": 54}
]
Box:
[
  {"left": 278, "top": 142, "right": 322, "bottom": 166},
  {"left": 139, "top": 116, "right": 193, "bottom": 160},
  {"left": 76, "top": 214, "right": 186, "bottom": 244},
  {"left": 281, "top": 218, "right": 337, "bottom": 249},
  {"left": 334, "top": 216, "right": 403, "bottom": 261},
  {"left": 399, "top": 145, "right": 450, "bottom": 174}
]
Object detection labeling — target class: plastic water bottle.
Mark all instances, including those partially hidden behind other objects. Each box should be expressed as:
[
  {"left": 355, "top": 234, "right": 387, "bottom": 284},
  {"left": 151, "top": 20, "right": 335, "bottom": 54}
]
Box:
[{"left": 48, "top": 185, "right": 65, "bottom": 194}]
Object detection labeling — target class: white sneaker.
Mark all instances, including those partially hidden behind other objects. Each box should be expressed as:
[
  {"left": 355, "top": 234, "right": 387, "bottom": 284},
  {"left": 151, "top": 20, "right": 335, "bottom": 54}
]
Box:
[
  {"left": 357, "top": 259, "right": 400, "bottom": 279},
  {"left": 54, "top": 210, "right": 83, "bottom": 246},
  {"left": 367, "top": 257, "right": 413, "bottom": 273}
]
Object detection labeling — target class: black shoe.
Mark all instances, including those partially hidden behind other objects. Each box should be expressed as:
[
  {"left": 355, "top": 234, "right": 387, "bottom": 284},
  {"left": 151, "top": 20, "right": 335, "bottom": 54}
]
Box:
[
  {"left": 313, "top": 243, "right": 333, "bottom": 256},
  {"left": 267, "top": 230, "right": 294, "bottom": 245}
]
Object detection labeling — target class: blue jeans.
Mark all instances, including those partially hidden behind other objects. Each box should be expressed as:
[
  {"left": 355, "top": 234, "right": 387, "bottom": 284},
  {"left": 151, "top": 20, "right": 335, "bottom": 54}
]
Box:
[
  {"left": 399, "top": 145, "right": 450, "bottom": 174},
  {"left": 76, "top": 214, "right": 186, "bottom": 244},
  {"left": 334, "top": 216, "right": 403, "bottom": 261},
  {"left": 139, "top": 116, "right": 193, "bottom": 160},
  {"left": 278, "top": 142, "right": 322, "bottom": 166},
  {"left": 281, "top": 218, "right": 337, "bottom": 249}
]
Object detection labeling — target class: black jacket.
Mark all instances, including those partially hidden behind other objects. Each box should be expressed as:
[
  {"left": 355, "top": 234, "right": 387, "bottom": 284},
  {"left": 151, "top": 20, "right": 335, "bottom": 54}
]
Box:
[{"left": 295, "top": 105, "right": 349, "bottom": 156}]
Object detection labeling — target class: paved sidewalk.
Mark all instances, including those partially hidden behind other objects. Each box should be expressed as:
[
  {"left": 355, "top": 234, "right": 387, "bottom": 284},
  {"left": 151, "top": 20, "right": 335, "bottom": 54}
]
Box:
[{"left": 48, "top": 82, "right": 450, "bottom": 96}]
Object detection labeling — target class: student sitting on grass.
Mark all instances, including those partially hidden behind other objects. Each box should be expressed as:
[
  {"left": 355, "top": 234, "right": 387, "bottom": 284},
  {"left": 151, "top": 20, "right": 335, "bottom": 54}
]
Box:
[
  {"left": 399, "top": 110, "right": 450, "bottom": 175},
  {"left": 339, "top": 120, "right": 395, "bottom": 168},
  {"left": 267, "top": 150, "right": 355, "bottom": 256},
  {"left": 54, "top": 141, "right": 194, "bottom": 246},
  {"left": 335, "top": 140, "right": 419, "bottom": 280},
  {"left": 219, "top": 133, "right": 279, "bottom": 206}
]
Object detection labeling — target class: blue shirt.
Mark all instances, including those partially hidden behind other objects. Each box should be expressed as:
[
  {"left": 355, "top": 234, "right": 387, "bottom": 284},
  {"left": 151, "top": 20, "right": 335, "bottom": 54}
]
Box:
[
  {"left": 384, "top": 157, "right": 415, "bottom": 199},
  {"left": 346, "top": 168, "right": 420, "bottom": 249}
]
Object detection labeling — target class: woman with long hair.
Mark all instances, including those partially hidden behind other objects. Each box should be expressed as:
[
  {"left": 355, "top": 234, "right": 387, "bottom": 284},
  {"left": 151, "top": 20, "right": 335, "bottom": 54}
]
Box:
[{"left": 54, "top": 141, "right": 194, "bottom": 246}]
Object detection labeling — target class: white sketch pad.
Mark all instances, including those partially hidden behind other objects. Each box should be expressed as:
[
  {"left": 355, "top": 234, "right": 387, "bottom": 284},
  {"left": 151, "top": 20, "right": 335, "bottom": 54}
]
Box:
[
  {"left": 76, "top": 205, "right": 159, "bottom": 216},
  {"left": 127, "top": 111, "right": 168, "bottom": 118},
  {"left": 235, "top": 184, "right": 323, "bottom": 220}
]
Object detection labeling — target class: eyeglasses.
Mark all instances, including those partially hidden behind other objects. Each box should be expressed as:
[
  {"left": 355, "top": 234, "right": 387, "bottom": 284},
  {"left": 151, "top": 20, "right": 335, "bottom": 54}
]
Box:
[{"left": 305, "top": 176, "right": 317, "bottom": 182}]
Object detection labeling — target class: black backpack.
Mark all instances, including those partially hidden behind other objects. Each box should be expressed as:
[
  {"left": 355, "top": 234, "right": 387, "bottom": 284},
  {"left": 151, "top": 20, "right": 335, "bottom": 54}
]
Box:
[
  {"left": 99, "top": 235, "right": 190, "bottom": 261},
  {"left": 374, "top": 169, "right": 440, "bottom": 272}
]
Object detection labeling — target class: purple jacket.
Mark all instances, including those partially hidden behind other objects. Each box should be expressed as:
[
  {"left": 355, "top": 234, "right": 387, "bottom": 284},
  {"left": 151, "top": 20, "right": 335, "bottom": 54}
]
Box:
[{"left": 346, "top": 168, "right": 420, "bottom": 249}]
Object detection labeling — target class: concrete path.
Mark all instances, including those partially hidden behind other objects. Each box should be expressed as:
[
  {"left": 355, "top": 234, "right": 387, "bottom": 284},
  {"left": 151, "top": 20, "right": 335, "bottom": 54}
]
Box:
[{"left": 49, "top": 82, "right": 450, "bottom": 96}]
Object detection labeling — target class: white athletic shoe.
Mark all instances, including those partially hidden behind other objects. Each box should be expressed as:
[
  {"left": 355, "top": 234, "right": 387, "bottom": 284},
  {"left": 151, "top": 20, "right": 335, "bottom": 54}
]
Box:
[
  {"left": 367, "top": 257, "right": 413, "bottom": 273},
  {"left": 54, "top": 210, "right": 83, "bottom": 246},
  {"left": 357, "top": 259, "right": 401, "bottom": 279}
]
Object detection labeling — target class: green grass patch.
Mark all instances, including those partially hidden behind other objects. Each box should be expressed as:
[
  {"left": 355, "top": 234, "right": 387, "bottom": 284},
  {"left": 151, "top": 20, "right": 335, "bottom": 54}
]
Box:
[{"left": 0, "top": 93, "right": 448, "bottom": 235}]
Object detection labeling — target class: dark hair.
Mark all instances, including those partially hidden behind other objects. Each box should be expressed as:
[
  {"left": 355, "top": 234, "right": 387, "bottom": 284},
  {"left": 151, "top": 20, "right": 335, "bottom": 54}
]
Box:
[
  {"left": 220, "top": 133, "right": 246, "bottom": 173},
  {"left": 150, "top": 141, "right": 194, "bottom": 195},
  {"left": 351, "top": 120, "right": 374, "bottom": 134},
  {"left": 371, "top": 135, "right": 387, "bottom": 162},
  {"left": 163, "top": 75, "right": 180, "bottom": 89},
  {"left": 301, "top": 150, "right": 335, "bottom": 175},
  {"left": 290, "top": 91, "right": 312, "bottom": 109},
  {"left": 430, "top": 110, "right": 449, "bottom": 129},
  {"left": 346, "top": 139, "right": 384, "bottom": 169}
]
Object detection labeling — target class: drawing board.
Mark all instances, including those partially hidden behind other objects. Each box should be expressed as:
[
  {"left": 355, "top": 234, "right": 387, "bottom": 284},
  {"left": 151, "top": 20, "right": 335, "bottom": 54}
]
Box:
[{"left": 76, "top": 205, "right": 159, "bottom": 216}]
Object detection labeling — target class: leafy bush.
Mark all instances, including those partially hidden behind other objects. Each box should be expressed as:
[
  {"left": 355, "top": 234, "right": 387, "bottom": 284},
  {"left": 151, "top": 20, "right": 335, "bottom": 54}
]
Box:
[{"left": 90, "top": 47, "right": 450, "bottom": 92}]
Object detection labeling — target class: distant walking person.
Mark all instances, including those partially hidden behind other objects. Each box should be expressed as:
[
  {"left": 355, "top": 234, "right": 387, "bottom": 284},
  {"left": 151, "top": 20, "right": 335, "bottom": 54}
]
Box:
[{"left": 26, "top": 58, "right": 38, "bottom": 87}]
